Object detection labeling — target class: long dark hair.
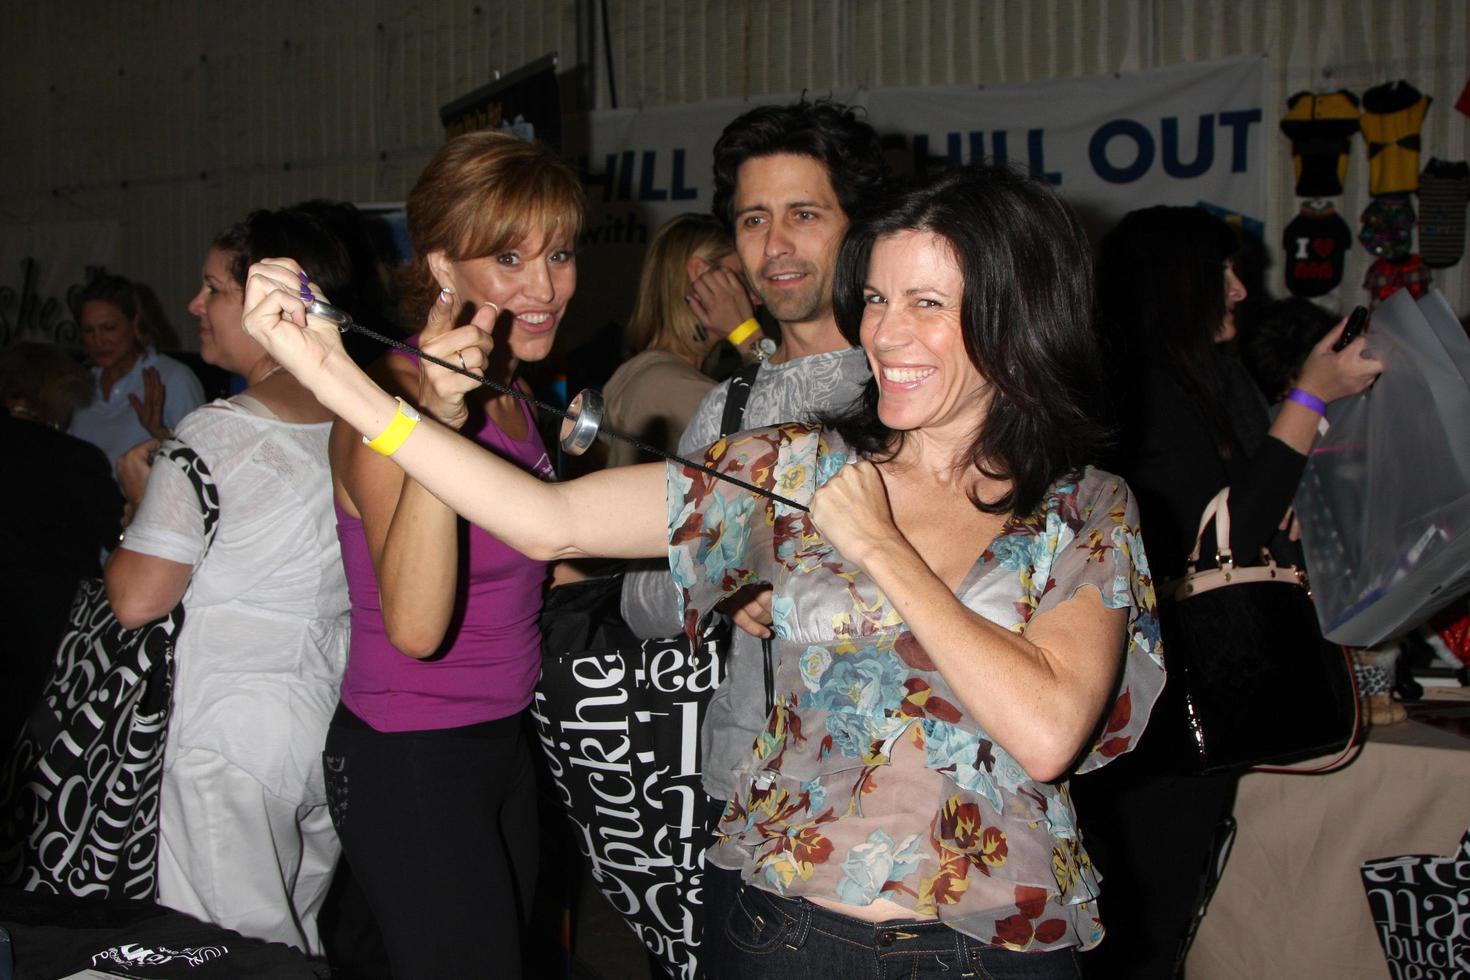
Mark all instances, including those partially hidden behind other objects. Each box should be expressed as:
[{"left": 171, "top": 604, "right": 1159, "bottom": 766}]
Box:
[
  {"left": 826, "top": 164, "right": 1108, "bottom": 517},
  {"left": 1096, "top": 205, "right": 1242, "bottom": 455}
]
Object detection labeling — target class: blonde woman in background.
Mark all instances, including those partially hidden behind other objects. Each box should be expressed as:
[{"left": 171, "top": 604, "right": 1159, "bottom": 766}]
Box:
[
  {"left": 597, "top": 212, "right": 764, "bottom": 468},
  {"left": 70, "top": 274, "right": 206, "bottom": 470}
]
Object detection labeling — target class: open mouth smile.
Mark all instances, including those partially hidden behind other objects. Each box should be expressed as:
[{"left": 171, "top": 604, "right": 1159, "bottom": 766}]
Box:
[
  {"left": 881, "top": 366, "right": 936, "bottom": 385},
  {"left": 514, "top": 311, "right": 558, "bottom": 332}
]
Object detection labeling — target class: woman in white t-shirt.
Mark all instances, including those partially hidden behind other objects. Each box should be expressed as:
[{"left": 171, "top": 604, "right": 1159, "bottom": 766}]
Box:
[{"left": 103, "top": 205, "right": 374, "bottom": 953}]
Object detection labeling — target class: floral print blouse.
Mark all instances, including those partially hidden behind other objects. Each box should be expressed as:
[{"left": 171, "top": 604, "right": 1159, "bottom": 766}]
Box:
[{"left": 666, "top": 424, "right": 1164, "bottom": 952}]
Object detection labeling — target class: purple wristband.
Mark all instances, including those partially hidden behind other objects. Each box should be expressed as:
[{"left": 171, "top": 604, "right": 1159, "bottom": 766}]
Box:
[{"left": 1286, "top": 387, "right": 1327, "bottom": 416}]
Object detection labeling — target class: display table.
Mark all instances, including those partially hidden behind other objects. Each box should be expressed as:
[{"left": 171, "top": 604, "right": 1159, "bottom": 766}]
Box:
[{"left": 1187, "top": 715, "right": 1470, "bottom": 979}]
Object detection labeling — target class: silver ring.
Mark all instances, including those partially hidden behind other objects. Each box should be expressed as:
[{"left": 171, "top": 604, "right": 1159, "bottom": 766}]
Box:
[
  {"left": 457, "top": 351, "right": 467, "bottom": 372},
  {"left": 559, "top": 388, "right": 604, "bottom": 456}
]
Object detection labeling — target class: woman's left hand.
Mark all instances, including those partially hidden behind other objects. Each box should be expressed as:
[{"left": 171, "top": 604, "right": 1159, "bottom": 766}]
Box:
[
  {"left": 416, "top": 291, "right": 497, "bottom": 429},
  {"left": 809, "top": 459, "right": 905, "bottom": 571},
  {"left": 127, "top": 367, "right": 170, "bottom": 440},
  {"left": 116, "top": 437, "right": 159, "bottom": 508}
]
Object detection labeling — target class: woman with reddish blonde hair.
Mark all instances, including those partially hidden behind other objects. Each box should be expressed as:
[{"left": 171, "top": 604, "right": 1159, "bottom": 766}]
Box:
[{"left": 321, "top": 130, "right": 583, "bottom": 978}]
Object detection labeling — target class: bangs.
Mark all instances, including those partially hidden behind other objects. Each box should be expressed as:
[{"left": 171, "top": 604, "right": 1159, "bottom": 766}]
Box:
[{"left": 453, "top": 162, "right": 585, "bottom": 260}]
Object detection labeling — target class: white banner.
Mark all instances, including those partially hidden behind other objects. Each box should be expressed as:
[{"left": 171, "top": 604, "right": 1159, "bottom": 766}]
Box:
[{"left": 559, "top": 56, "right": 1265, "bottom": 347}]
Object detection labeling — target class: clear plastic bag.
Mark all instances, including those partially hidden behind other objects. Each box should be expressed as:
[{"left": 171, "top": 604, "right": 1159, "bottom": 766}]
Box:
[{"left": 1294, "top": 289, "right": 1470, "bottom": 646}]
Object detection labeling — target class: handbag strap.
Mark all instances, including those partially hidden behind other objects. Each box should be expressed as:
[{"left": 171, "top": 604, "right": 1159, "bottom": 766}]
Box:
[
  {"left": 720, "top": 360, "right": 762, "bottom": 438},
  {"left": 154, "top": 440, "right": 222, "bottom": 555},
  {"left": 720, "top": 360, "right": 776, "bottom": 713},
  {"left": 1187, "top": 487, "right": 1235, "bottom": 567}
]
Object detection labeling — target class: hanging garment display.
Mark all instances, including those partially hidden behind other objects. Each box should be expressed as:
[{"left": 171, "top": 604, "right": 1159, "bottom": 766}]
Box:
[
  {"left": 1358, "top": 194, "right": 1416, "bottom": 260},
  {"left": 1280, "top": 89, "right": 1361, "bottom": 197},
  {"left": 1283, "top": 201, "right": 1352, "bottom": 297},
  {"left": 1360, "top": 81, "right": 1432, "bottom": 196},
  {"left": 1418, "top": 158, "right": 1469, "bottom": 268},
  {"left": 1363, "top": 254, "right": 1433, "bottom": 308}
]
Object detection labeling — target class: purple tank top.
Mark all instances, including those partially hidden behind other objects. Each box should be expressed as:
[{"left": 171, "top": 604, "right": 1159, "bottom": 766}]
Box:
[{"left": 337, "top": 345, "right": 554, "bottom": 732}]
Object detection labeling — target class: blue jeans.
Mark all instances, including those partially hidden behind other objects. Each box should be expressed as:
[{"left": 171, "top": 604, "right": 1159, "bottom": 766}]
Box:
[{"left": 715, "top": 884, "right": 1081, "bottom": 980}]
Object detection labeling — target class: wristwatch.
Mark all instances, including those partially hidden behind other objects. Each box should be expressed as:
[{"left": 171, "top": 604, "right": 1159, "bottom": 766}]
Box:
[{"left": 750, "top": 337, "right": 778, "bottom": 362}]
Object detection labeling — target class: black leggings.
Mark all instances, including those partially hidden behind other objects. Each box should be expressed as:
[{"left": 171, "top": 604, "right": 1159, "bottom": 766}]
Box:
[{"left": 323, "top": 703, "right": 538, "bottom": 979}]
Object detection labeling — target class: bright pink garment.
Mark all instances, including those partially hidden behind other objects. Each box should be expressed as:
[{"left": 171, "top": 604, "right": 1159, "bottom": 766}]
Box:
[{"left": 337, "top": 340, "right": 554, "bottom": 732}]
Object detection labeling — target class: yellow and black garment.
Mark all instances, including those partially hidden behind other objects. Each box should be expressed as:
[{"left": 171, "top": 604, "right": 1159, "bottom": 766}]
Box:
[
  {"left": 1361, "top": 81, "right": 1433, "bottom": 196},
  {"left": 1280, "top": 90, "right": 1360, "bottom": 197}
]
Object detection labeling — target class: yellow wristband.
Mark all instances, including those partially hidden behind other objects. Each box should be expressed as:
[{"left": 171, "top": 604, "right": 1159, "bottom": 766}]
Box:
[
  {"left": 727, "top": 318, "right": 761, "bottom": 347},
  {"left": 363, "top": 398, "right": 421, "bottom": 457}
]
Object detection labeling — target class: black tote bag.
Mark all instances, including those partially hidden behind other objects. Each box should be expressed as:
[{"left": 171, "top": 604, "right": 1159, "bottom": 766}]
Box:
[{"left": 1160, "top": 488, "right": 1358, "bottom": 774}]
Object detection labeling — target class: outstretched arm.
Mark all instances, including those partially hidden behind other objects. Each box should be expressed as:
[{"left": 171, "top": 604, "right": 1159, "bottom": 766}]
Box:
[{"left": 246, "top": 258, "right": 668, "bottom": 561}]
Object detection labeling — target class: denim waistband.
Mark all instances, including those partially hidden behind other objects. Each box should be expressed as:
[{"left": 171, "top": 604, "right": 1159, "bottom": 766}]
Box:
[
  {"left": 744, "top": 884, "right": 975, "bottom": 957},
  {"left": 728, "top": 885, "right": 1081, "bottom": 979}
]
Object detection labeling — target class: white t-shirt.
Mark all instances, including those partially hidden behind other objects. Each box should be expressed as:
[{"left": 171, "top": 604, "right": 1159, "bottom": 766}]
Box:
[{"left": 122, "top": 397, "right": 349, "bottom": 801}]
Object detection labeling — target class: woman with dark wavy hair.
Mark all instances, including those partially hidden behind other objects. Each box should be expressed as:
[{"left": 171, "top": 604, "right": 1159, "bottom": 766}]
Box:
[
  {"left": 1070, "top": 206, "right": 1381, "bottom": 979},
  {"left": 239, "top": 163, "right": 1163, "bottom": 980}
]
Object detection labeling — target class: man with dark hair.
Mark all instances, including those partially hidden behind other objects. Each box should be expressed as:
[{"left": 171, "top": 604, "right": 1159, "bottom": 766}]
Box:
[{"left": 620, "top": 97, "right": 883, "bottom": 957}]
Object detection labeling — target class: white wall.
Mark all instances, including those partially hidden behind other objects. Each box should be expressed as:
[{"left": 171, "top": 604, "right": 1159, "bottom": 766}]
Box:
[{"left": 1, "top": 0, "right": 1465, "bottom": 348}]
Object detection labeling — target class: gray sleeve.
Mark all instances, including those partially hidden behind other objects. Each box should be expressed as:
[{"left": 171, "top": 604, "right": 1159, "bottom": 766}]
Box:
[
  {"left": 619, "top": 556, "right": 684, "bottom": 638},
  {"left": 618, "top": 380, "right": 732, "bottom": 639},
  {"left": 675, "top": 381, "right": 728, "bottom": 456}
]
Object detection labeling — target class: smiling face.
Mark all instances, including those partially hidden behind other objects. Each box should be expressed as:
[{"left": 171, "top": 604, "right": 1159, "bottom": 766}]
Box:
[
  {"left": 79, "top": 299, "right": 142, "bottom": 375},
  {"left": 860, "top": 230, "right": 987, "bottom": 440},
  {"left": 1216, "top": 260, "right": 1248, "bottom": 342},
  {"left": 732, "top": 153, "right": 847, "bottom": 328},
  {"left": 430, "top": 229, "right": 576, "bottom": 365},
  {"left": 188, "top": 247, "right": 255, "bottom": 373}
]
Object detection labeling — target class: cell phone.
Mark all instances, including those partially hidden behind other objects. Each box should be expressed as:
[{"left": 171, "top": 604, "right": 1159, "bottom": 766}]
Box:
[{"left": 1332, "top": 305, "right": 1370, "bottom": 352}]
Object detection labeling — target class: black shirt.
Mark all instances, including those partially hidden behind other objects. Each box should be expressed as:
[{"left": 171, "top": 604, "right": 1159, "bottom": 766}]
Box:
[
  {"left": 0, "top": 415, "right": 124, "bottom": 745},
  {"left": 1117, "top": 356, "right": 1307, "bottom": 583}
]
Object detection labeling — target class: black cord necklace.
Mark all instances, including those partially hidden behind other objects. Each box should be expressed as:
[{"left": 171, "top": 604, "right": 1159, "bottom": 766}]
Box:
[{"left": 305, "top": 301, "right": 809, "bottom": 512}]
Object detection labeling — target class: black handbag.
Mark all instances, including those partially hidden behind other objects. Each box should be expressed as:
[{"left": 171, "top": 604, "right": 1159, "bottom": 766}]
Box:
[
  {"left": 2, "top": 442, "right": 218, "bottom": 899},
  {"left": 1160, "top": 488, "right": 1359, "bottom": 775}
]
